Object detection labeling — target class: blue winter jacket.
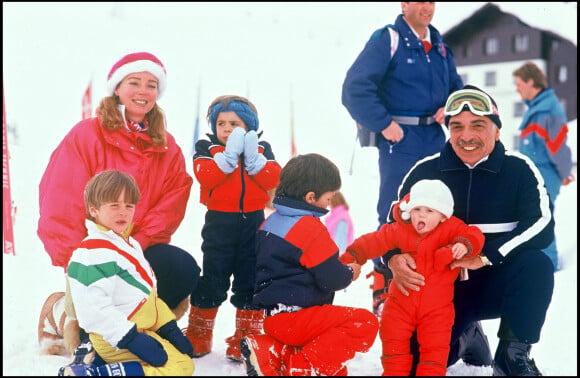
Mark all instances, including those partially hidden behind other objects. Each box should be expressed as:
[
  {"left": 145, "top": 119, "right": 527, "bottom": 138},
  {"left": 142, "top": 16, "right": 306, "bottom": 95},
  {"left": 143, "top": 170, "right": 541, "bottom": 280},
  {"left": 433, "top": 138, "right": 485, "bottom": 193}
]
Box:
[
  {"left": 253, "top": 197, "right": 354, "bottom": 310},
  {"left": 518, "top": 88, "right": 573, "bottom": 181},
  {"left": 391, "top": 141, "right": 554, "bottom": 265},
  {"left": 342, "top": 14, "right": 463, "bottom": 133}
]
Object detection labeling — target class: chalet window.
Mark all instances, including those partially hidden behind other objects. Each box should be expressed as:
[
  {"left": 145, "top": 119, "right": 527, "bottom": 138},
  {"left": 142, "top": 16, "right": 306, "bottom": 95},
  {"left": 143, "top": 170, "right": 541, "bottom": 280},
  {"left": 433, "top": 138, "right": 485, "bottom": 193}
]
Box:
[
  {"left": 557, "top": 65, "right": 568, "bottom": 83},
  {"left": 513, "top": 34, "right": 529, "bottom": 53},
  {"left": 514, "top": 102, "right": 526, "bottom": 117},
  {"left": 462, "top": 45, "right": 472, "bottom": 58},
  {"left": 484, "top": 71, "right": 496, "bottom": 87},
  {"left": 484, "top": 37, "right": 499, "bottom": 55}
]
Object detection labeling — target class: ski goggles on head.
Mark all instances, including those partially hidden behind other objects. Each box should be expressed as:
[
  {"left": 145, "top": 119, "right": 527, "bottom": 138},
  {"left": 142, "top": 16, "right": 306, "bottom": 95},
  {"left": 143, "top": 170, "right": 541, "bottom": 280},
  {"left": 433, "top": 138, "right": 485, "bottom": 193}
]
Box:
[{"left": 443, "top": 89, "right": 499, "bottom": 117}]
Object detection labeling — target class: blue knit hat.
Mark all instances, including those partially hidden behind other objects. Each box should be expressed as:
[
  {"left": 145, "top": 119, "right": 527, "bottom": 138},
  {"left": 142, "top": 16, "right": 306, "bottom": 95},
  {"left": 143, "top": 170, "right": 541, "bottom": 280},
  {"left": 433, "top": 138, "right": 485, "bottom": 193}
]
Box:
[{"left": 207, "top": 95, "right": 259, "bottom": 134}]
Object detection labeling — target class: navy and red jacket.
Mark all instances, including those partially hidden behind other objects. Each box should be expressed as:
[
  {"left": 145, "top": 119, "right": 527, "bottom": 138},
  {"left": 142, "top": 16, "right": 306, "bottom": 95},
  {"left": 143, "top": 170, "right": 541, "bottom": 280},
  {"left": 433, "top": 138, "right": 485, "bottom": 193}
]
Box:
[
  {"left": 391, "top": 141, "right": 554, "bottom": 265},
  {"left": 253, "top": 196, "right": 354, "bottom": 310},
  {"left": 193, "top": 133, "right": 281, "bottom": 213}
]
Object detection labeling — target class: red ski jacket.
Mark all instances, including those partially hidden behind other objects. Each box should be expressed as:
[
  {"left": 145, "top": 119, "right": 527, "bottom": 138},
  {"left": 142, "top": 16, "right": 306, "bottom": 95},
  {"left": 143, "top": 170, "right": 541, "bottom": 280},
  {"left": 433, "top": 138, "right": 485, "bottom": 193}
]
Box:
[{"left": 192, "top": 134, "right": 281, "bottom": 213}]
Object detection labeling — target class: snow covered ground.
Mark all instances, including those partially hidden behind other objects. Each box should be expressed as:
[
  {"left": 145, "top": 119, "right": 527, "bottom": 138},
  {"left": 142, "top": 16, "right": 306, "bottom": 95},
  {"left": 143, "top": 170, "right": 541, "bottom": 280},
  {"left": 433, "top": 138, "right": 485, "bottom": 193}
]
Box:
[
  {"left": 3, "top": 2, "right": 577, "bottom": 376},
  {"left": 3, "top": 145, "right": 577, "bottom": 376}
]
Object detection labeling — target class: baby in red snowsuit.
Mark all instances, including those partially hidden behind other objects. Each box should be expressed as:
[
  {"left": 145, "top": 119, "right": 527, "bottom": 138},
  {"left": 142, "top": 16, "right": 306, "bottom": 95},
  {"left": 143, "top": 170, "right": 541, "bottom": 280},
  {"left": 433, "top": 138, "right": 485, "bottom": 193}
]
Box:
[{"left": 339, "top": 179, "right": 484, "bottom": 376}]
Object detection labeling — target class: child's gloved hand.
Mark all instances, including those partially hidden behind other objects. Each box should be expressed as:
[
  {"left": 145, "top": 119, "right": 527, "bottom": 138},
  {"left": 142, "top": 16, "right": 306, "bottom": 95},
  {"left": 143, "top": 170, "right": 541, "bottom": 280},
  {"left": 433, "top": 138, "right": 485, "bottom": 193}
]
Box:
[
  {"left": 117, "top": 324, "right": 168, "bottom": 367},
  {"left": 226, "top": 127, "right": 246, "bottom": 156},
  {"left": 244, "top": 130, "right": 267, "bottom": 175},
  {"left": 156, "top": 320, "right": 194, "bottom": 358},
  {"left": 214, "top": 127, "right": 246, "bottom": 174}
]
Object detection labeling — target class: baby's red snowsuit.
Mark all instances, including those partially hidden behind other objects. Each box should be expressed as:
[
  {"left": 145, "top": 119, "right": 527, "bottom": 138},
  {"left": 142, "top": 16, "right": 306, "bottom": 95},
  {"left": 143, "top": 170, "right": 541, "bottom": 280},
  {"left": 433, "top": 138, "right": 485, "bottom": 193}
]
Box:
[{"left": 340, "top": 197, "right": 484, "bottom": 376}]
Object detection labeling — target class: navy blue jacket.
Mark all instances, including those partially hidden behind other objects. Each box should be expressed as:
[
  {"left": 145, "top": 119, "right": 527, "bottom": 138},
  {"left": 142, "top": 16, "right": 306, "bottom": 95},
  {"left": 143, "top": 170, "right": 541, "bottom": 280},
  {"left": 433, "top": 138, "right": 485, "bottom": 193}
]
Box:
[
  {"left": 342, "top": 14, "right": 463, "bottom": 133},
  {"left": 253, "top": 197, "right": 354, "bottom": 309},
  {"left": 391, "top": 141, "right": 554, "bottom": 265}
]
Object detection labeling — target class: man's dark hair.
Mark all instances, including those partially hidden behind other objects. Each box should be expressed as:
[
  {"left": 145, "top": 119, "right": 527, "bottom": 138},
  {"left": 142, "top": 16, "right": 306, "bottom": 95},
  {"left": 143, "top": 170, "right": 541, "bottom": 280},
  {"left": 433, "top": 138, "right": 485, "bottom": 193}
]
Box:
[{"left": 276, "top": 153, "right": 341, "bottom": 201}]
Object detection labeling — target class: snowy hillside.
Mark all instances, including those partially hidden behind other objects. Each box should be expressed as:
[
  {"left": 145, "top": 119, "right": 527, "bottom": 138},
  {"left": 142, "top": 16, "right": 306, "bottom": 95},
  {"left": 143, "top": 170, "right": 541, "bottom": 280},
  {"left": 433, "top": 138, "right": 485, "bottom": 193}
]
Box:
[{"left": 3, "top": 142, "right": 577, "bottom": 376}]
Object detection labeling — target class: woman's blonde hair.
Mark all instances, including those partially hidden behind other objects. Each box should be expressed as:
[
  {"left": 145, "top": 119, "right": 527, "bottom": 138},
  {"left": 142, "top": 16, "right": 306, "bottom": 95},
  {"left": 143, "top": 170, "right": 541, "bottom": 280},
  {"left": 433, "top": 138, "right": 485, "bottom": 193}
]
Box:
[{"left": 96, "top": 96, "right": 167, "bottom": 146}]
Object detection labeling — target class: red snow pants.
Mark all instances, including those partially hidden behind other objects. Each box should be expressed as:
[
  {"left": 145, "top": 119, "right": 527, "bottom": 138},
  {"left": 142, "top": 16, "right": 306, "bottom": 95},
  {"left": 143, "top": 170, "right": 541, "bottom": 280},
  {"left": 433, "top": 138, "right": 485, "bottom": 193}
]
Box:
[
  {"left": 264, "top": 304, "right": 379, "bottom": 375},
  {"left": 380, "top": 248, "right": 460, "bottom": 376}
]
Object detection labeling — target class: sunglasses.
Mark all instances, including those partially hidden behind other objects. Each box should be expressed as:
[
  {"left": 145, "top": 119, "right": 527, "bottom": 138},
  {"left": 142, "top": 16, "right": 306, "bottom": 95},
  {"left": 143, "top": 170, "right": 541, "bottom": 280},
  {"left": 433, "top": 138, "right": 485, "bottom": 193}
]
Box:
[{"left": 443, "top": 89, "right": 498, "bottom": 117}]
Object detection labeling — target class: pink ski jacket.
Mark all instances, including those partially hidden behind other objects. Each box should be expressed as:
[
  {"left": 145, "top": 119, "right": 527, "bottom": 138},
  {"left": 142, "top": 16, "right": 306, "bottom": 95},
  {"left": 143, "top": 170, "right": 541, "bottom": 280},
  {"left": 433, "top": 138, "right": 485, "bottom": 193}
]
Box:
[{"left": 38, "top": 117, "right": 193, "bottom": 268}]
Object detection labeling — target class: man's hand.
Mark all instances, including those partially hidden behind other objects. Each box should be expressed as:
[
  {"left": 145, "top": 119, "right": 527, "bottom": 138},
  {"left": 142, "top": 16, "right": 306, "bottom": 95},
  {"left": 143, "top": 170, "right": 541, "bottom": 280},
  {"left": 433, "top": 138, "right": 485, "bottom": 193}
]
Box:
[
  {"left": 434, "top": 106, "right": 446, "bottom": 124},
  {"left": 382, "top": 121, "right": 403, "bottom": 143},
  {"left": 389, "top": 254, "right": 425, "bottom": 296},
  {"left": 449, "top": 255, "right": 486, "bottom": 270}
]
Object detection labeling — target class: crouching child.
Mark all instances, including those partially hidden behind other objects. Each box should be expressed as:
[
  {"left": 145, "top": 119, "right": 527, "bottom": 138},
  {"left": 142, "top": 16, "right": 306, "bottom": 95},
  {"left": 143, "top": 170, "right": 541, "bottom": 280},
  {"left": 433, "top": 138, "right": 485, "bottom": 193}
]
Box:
[{"left": 241, "top": 153, "right": 379, "bottom": 376}]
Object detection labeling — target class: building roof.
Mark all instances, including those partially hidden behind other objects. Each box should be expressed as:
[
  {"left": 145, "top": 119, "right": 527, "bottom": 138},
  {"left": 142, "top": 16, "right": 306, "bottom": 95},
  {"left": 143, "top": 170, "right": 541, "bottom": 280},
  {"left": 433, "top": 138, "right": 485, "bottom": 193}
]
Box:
[{"left": 443, "top": 2, "right": 576, "bottom": 46}]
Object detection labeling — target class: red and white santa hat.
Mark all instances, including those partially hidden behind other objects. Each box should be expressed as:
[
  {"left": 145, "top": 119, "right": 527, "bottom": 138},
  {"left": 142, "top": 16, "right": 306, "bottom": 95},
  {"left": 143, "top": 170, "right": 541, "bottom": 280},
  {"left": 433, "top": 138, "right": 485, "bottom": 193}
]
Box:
[
  {"left": 106, "top": 52, "right": 167, "bottom": 98},
  {"left": 399, "top": 179, "right": 454, "bottom": 221}
]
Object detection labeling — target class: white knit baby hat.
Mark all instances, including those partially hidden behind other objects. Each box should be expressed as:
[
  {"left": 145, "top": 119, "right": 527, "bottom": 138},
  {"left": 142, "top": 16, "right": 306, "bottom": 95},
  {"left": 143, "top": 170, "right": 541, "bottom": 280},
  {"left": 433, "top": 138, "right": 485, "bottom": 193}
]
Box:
[{"left": 399, "top": 179, "right": 454, "bottom": 220}]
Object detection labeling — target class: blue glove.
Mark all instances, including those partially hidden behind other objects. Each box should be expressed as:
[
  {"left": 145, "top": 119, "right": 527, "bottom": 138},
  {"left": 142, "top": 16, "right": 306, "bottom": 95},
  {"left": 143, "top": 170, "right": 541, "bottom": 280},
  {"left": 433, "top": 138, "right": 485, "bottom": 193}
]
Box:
[
  {"left": 214, "top": 127, "right": 246, "bottom": 174},
  {"left": 156, "top": 320, "right": 194, "bottom": 358},
  {"left": 117, "top": 324, "right": 168, "bottom": 367},
  {"left": 244, "top": 130, "right": 267, "bottom": 175}
]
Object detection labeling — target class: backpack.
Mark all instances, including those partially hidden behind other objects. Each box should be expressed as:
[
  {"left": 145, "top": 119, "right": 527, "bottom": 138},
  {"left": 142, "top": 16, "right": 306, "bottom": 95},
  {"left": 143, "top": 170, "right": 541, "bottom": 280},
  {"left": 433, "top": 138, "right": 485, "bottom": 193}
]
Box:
[{"left": 356, "top": 24, "right": 399, "bottom": 148}]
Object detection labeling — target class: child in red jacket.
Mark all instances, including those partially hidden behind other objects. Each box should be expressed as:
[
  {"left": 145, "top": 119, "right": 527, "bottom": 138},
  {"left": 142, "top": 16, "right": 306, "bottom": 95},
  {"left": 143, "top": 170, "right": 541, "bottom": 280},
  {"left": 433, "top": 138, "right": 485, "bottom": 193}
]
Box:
[
  {"left": 186, "top": 95, "right": 282, "bottom": 362},
  {"left": 340, "top": 179, "right": 485, "bottom": 376}
]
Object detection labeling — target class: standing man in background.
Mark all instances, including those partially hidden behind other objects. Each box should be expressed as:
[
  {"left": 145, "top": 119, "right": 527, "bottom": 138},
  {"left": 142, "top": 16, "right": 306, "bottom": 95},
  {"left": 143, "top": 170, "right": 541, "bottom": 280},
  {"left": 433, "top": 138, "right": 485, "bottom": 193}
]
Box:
[
  {"left": 513, "top": 61, "right": 575, "bottom": 271},
  {"left": 342, "top": 0, "right": 464, "bottom": 328},
  {"left": 342, "top": 1, "right": 463, "bottom": 230}
]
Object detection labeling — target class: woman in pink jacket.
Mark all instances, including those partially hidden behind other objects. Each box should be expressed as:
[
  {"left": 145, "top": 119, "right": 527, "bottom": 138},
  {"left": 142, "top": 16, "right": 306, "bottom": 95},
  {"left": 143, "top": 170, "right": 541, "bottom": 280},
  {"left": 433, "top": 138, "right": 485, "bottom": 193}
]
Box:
[{"left": 37, "top": 52, "right": 200, "bottom": 365}]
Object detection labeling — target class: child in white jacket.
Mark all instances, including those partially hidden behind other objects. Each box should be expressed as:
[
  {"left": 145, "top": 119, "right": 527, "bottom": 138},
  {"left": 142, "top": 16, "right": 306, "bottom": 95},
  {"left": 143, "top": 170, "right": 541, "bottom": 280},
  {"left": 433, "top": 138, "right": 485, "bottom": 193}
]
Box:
[{"left": 63, "top": 170, "right": 194, "bottom": 376}]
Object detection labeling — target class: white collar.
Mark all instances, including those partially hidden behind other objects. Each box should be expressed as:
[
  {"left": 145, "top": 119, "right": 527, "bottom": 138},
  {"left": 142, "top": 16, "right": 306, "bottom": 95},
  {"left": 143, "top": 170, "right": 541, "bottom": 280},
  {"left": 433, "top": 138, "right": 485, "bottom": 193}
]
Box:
[{"left": 465, "top": 155, "right": 490, "bottom": 169}]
